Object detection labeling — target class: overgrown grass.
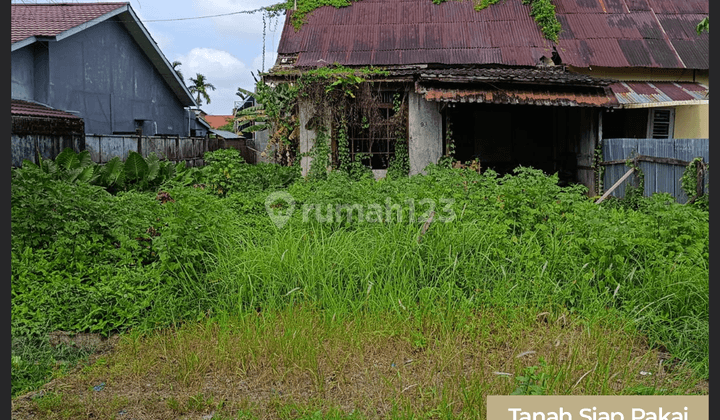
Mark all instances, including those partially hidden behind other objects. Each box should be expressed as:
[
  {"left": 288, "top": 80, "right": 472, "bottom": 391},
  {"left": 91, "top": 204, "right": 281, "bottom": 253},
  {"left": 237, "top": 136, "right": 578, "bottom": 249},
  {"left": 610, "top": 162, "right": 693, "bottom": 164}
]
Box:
[{"left": 11, "top": 151, "right": 709, "bottom": 411}]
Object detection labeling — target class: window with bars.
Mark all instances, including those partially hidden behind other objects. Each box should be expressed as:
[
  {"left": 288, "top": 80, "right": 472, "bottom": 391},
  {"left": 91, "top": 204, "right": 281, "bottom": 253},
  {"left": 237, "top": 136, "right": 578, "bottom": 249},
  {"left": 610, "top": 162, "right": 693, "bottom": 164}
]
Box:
[
  {"left": 347, "top": 91, "right": 406, "bottom": 170},
  {"left": 647, "top": 108, "right": 675, "bottom": 139}
]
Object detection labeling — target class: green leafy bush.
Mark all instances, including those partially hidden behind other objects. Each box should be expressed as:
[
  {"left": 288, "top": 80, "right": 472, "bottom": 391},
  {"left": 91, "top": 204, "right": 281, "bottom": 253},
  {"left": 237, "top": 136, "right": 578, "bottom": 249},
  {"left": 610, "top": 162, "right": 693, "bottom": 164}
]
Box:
[
  {"left": 201, "top": 148, "right": 299, "bottom": 195},
  {"left": 11, "top": 158, "right": 709, "bottom": 397}
]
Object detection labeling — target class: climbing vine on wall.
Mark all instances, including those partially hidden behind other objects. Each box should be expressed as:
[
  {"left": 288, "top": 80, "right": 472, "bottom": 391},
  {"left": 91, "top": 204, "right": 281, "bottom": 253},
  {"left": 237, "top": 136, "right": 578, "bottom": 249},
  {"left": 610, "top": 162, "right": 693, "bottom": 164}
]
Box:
[
  {"left": 295, "top": 65, "right": 406, "bottom": 177},
  {"left": 681, "top": 157, "right": 709, "bottom": 205},
  {"left": 246, "top": 64, "right": 407, "bottom": 174},
  {"left": 624, "top": 152, "right": 645, "bottom": 206},
  {"left": 593, "top": 143, "right": 605, "bottom": 196},
  {"left": 438, "top": 115, "right": 456, "bottom": 169}
]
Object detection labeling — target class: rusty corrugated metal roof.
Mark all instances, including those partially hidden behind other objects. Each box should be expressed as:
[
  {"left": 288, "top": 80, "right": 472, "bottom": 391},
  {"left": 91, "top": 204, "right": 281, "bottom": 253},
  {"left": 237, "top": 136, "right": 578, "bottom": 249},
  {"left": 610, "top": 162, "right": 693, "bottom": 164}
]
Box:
[
  {"left": 11, "top": 99, "right": 83, "bottom": 120},
  {"left": 413, "top": 67, "right": 613, "bottom": 86},
  {"left": 417, "top": 84, "right": 617, "bottom": 107},
  {"left": 274, "top": 0, "right": 708, "bottom": 70},
  {"left": 11, "top": 2, "right": 128, "bottom": 44},
  {"left": 609, "top": 81, "right": 709, "bottom": 107},
  {"left": 277, "top": 0, "right": 552, "bottom": 68}
]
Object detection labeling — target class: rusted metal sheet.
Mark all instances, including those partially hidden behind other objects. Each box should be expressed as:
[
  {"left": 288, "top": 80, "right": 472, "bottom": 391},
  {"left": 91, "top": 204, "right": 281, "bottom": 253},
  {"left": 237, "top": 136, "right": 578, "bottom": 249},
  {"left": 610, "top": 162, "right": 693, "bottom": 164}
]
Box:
[
  {"left": 625, "top": 0, "right": 651, "bottom": 11},
  {"left": 279, "top": 0, "right": 548, "bottom": 68},
  {"left": 418, "top": 85, "right": 616, "bottom": 107},
  {"left": 609, "top": 81, "right": 708, "bottom": 107},
  {"left": 656, "top": 14, "right": 704, "bottom": 40},
  {"left": 415, "top": 67, "right": 612, "bottom": 86},
  {"left": 275, "top": 0, "right": 707, "bottom": 70},
  {"left": 671, "top": 38, "right": 709, "bottom": 69}
]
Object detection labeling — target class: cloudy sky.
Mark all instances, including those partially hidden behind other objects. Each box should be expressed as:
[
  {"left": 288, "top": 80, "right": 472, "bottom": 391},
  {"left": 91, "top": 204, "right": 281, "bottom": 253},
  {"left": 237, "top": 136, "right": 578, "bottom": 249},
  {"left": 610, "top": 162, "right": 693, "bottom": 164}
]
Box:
[
  {"left": 54, "top": 0, "right": 285, "bottom": 115},
  {"left": 134, "top": 0, "right": 283, "bottom": 115}
]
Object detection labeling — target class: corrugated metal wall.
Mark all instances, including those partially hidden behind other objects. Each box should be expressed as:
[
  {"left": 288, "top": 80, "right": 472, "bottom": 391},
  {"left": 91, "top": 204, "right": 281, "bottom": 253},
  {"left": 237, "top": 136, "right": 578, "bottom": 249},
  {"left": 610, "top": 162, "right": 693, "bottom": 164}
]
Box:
[{"left": 602, "top": 138, "right": 709, "bottom": 203}]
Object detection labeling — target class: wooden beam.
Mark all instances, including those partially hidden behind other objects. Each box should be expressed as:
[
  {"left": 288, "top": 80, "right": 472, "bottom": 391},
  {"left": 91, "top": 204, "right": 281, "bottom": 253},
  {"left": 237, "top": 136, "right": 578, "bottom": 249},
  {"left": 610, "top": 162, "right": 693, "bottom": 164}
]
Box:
[
  {"left": 595, "top": 167, "right": 635, "bottom": 204},
  {"left": 600, "top": 155, "right": 692, "bottom": 167}
]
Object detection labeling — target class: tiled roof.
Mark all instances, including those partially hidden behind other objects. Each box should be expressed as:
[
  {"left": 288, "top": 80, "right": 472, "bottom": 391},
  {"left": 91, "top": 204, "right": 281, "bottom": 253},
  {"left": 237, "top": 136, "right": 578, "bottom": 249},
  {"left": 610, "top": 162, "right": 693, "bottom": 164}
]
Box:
[
  {"left": 11, "top": 2, "right": 196, "bottom": 108},
  {"left": 11, "top": 99, "right": 83, "bottom": 120},
  {"left": 275, "top": 0, "right": 708, "bottom": 70},
  {"left": 11, "top": 2, "right": 128, "bottom": 44},
  {"left": 203, "top": 115, "right": 235, "bottom": 129}
]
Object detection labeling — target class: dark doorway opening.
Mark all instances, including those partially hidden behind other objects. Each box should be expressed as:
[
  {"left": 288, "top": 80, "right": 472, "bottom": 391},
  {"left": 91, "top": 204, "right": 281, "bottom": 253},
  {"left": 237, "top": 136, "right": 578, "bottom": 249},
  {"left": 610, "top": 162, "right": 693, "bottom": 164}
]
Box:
[{"left": 447, "top": 103, "right": 578, "bottom": 184}]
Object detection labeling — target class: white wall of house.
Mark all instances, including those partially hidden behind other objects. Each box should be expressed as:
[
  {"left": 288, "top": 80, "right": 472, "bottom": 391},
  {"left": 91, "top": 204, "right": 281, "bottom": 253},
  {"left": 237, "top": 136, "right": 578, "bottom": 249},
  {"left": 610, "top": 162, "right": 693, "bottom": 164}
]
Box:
[
  {"left": 298, "top": 97, "right": 333, "bottom": 177},
  {"left": 408, "top": 91, "right": 443, "bottom": 175}
]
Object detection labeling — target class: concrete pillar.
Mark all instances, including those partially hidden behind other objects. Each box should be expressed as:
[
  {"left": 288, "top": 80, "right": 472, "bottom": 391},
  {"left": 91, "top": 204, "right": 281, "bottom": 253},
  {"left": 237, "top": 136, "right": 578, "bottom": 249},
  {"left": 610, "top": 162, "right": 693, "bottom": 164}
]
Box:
[
  {"left": 408, "top": 91, "right": 443, "bottom": 175},
  {"left": 299, "top": 97, "right": 332, "bottom": 177},
  {"left": 299, "top": 98, "right": 315, "bottom": 177}
]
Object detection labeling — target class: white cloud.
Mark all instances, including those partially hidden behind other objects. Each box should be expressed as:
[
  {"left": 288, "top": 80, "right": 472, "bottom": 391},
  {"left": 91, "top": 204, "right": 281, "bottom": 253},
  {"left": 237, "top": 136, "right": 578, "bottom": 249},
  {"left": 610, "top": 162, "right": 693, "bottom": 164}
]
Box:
[
  {"left": 252, "top": 51, "right": 278, "bottom": 74},
  {"left": 194, "top": 0, "right": 284, "bottom": 37},
  {"left": 148, "top": 30, "right": 174, "bottom": 55},
  {"left": 175, "top": 48, "right": 247, "bottom": 82},
  {"left": 174, "top": 47, "right": 262, "bottom": 115}
]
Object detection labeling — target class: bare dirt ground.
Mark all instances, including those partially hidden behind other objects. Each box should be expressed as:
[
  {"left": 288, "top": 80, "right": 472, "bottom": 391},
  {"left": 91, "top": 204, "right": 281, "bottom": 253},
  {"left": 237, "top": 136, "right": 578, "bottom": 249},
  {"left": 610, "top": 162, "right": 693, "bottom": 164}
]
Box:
[{"left": 11, "top": 320, "right": 709, "bottom": 420}]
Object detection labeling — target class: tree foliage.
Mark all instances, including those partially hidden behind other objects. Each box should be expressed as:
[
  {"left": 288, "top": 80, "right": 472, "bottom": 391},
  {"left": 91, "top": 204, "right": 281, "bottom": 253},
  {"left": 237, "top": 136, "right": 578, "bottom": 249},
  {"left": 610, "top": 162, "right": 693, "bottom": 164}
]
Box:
[
  {"left": 236, "top": 73, "right": 300, "bottom": 165},
  {"left": 172, "top": 61, "right": 184, "bottom": 84},
  {"left": 189, "top": 73, "right": 216, "bottom": 106}
]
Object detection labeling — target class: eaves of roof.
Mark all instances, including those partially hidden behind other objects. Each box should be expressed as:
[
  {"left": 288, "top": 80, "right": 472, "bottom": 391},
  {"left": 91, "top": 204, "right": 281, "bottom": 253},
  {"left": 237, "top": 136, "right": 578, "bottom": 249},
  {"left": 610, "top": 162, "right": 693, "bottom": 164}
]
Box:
[
  {"left": 417, "top": 84, "right": 618, "bottom": 107},
  {"left": 264, "top": 66, "right": 615, "bottom": 90}
]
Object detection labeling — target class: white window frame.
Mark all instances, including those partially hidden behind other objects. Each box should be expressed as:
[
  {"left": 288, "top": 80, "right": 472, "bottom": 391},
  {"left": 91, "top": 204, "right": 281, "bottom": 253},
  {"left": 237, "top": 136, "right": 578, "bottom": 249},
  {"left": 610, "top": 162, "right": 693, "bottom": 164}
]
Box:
[{"left": 647, "top": 107, "right": 675, "bottom": 139}]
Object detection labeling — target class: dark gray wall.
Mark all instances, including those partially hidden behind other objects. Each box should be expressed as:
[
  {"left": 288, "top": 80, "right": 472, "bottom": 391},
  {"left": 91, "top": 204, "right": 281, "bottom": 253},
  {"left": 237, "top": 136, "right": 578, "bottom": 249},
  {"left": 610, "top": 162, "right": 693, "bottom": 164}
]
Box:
[
  {"left": 11, "top": 47, "right": 35, "bottom": 100},
  {"left": 12, "top": 16, "right": 189, "bottom": 136}
]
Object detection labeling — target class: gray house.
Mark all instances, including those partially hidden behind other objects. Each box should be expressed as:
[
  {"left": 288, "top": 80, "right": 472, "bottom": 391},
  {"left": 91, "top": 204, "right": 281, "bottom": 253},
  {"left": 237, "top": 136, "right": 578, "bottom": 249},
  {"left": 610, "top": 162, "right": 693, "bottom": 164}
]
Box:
[{"left": 11, "top": 2, "right": 199, "bottom": 138}]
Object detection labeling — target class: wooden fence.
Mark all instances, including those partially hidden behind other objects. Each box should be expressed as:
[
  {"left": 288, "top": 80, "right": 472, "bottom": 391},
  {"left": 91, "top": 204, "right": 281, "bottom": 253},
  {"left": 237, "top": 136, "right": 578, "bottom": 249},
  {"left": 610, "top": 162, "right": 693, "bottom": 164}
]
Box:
[
  {"left": 12, "top": 133, "right": 227, "bottom": 168},
  {"left": 85, "top": 134, "right": 224, "bottom": 166},
  {"left": 601, "top": 138, "right": 709, "bottom": 203}
]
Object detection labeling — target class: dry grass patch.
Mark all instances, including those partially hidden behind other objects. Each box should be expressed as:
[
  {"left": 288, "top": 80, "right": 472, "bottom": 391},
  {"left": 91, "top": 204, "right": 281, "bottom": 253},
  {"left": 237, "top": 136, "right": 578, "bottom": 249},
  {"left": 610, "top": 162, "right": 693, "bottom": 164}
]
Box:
[{"left": 11, "top": 306, "right": 707, "bottom": 420}]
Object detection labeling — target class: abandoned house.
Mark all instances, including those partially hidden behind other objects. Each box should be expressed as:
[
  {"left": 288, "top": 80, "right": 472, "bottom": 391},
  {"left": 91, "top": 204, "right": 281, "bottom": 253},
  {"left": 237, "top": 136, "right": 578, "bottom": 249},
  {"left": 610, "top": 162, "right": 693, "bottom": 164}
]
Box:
[
  {"left": 11, "top": 1, "right": 206, "bottom": 163},
  {"left": 266, "top": 0, "right": 709, "bottom": 195}
]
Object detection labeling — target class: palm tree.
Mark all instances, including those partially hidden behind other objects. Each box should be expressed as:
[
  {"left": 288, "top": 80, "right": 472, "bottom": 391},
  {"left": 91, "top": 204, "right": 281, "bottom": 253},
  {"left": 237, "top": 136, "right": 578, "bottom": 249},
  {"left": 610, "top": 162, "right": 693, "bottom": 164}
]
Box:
[
  {"left": 171, "top": 61, "right": 184, "bottom": 84},
  {"left": 188, "top": 73, "right": 216, "bottom": 107}
]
